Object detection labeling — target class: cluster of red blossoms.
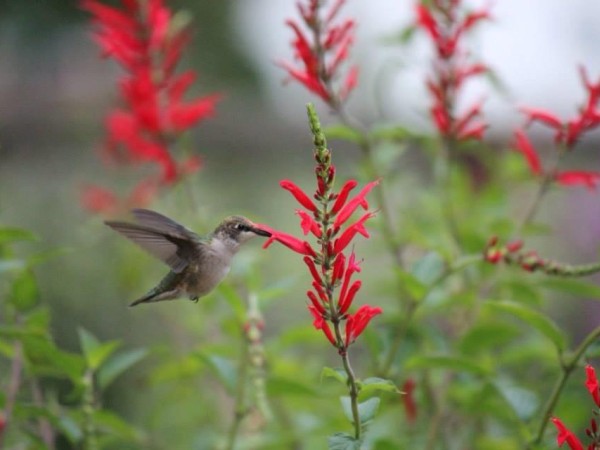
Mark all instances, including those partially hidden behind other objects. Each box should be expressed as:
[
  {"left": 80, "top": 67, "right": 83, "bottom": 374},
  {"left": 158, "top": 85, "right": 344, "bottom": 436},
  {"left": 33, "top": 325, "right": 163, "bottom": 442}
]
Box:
[
  {"left": 81, "top": 0, "right": 220, "bottom": 214},
  {"left": 552, "top": 365, "right": 600, "bottom": 450},
  {"left": 262, "top": 128, "right": 381, "bottom": 351},
  {"left": 415, "top": 0, "right": 490, "bottom": 141},
  {"left": 514, "top": 67, "right": 600, "bottom": 190},
  {"left": 279, "top": 0, "right": 358, "bottom": 105}
]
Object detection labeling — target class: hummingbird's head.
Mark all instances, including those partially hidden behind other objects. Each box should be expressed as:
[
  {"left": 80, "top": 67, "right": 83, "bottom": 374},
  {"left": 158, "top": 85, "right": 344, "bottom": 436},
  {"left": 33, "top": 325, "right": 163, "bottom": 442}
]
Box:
[{"left": 215, "top": 216, "right": 272, "bottom": 248}]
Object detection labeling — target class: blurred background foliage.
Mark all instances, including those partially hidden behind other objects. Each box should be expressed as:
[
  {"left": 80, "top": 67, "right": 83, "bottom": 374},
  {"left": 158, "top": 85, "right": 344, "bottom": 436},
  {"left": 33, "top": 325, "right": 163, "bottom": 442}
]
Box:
[{"left": 2, "top": 0, "right": 600, "bottom": 449}]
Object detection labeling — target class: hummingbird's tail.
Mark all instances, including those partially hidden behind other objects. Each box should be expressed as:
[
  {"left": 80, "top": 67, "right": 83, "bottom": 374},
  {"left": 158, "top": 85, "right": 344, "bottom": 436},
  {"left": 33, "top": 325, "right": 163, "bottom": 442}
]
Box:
[
  {"left": 128, "top": 287, "right": 180, "bottom": 307},
  {"left": 129, "top": 293, "right": 155, "bottom": 307}
]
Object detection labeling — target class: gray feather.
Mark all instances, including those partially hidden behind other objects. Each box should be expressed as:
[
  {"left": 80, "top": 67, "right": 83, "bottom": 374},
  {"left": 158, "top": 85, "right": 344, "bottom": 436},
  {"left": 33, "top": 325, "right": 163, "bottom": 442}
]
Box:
[
  {"left": 131, "top": 209, "right": 195, "bottom": 238},
  {"left": 104, "top": 221, "right": 200, "bottom": 273}
]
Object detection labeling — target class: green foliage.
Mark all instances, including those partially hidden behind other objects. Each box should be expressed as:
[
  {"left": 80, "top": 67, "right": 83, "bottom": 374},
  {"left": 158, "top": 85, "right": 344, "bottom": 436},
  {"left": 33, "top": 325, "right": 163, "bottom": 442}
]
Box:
[{"left": 4, "top": 2, "right": 600, "bottom": 449}]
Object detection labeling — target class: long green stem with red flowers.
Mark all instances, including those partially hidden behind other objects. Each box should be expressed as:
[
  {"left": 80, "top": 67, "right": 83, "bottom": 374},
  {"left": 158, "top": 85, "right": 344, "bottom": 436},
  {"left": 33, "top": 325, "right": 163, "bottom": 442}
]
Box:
[
  {"left": 529, "top": 325, "right": 600, "bottom": 447},
  {"left": 308, "top": 103, "right": 363, "bottom": 439}
]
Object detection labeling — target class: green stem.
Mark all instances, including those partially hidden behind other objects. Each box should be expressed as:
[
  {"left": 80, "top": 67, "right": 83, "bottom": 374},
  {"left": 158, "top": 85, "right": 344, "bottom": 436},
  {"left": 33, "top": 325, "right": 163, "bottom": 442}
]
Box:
[
  {"left": 82, "top": 368, "right": 98, "bottom": 450},
  {"left": 224, "top": 321, "right": 251, "bottom": 450},
  {"left": 516, "top": 174, "right": 554, "bottom": 236},
  {"left": 530, "top": 325, "right": 600, "bottom": 447},
  {"left": 332, "top": 320, "right": 362, "bottom": 440}
]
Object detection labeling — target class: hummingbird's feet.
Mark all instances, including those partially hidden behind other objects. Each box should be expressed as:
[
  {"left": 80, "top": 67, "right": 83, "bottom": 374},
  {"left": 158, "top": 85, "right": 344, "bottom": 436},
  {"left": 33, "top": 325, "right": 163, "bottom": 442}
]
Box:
[{"left": 190, "top": 296, "right": 199, "bottom": 303}]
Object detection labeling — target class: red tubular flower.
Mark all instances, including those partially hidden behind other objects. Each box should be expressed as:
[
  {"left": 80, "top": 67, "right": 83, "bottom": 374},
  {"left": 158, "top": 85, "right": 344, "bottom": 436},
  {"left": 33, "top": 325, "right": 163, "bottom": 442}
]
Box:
[
  {"left": 344, "top": 305, "right": 383, "bottom": 346},
  {"left": 81, "top": 0, "right": 220, "bottom": 214},
  {"left": 555, "top": 171, "right": 600, "bottom": 191},
  {"left": 304, "top": 256, "right": 323, "bottom": 285},
  {"left": 331, "top": 252, "right": 346, "bottom": 285},
  {"left": 513, "top": 130, "right": 542, "bottom": 176},
  {"left": 81, "top": 185, "right": 119, "bottom": 215},
  {"left": 309, "top": 305, "right": 337, "bottom": 346},
  {"left": 331, "top": 180, "right": 358, "bottom": 214},
  {"left": 402, "top": 378, "right": 418, "bottom": 424},
  {"left": 333, "top": 212, "right": 376, "bottom": 253},
  {"left": 279, "top": 0, "right": 358, "bottom": 105},
  {"left": 297, "top": 210, "right": 323, "bottom": 237},
  {"left": 280, "top": 180, "right": 318, "bottom": 212},
  {"left": 263, "top": 230, "right": 317, "bottom": 257},
  {"left": 307, "top": 291, "right": 327, "bottom": 315},
  {"left": 552, "top": 417, "right": 585, "bottom": 450},
  {"left": 520, "top": 106, "right": 563, "bottom": 130},
  {"left": 585, "top": 365, "right": 600, "bottom": 407},
  {"left": 415, "top": 1, "right": 491, "bottom": 142},
  {"left": 333, "top": 180, "right": 380, "bottom": 229},
  {"left": 263, "top": 106, "right": 380, "bottom": 351},
  {"left": 338, "top": 280, "right": 361, "bottom": 315}
]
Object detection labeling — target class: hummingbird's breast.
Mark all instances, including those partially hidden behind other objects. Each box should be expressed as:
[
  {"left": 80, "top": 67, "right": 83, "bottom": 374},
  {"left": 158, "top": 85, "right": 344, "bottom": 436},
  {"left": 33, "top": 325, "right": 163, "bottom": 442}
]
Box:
[{"left": 183, "top": 242, "right": 232, "bottom": 297}]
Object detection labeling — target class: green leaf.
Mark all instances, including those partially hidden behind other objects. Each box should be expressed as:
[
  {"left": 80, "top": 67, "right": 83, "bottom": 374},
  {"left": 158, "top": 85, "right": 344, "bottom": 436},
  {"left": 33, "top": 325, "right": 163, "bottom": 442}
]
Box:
[
  {"left": 540, "top": 278, "right": 600, "bottom": 299},
  {"left": 93, "top": 409, "right": 143, "bottom": 441},
  {"left": 484, "top": 301, "right": 567, "bottom": 352},
  {"left": 78, "top": 328, "right": 120, "bottom": 371},
  {"left": 359, "top": 377, "right": 400, "bottom": 397},
  {"left": 0, "top": 227, "right": 38, "bottom": 245},
  {"left": 323, "top": 125, "right": 364, "bottom": 144},
  {"left": 369, "top": 125, "right": 413, "bottom": 142},
  {"left": 358, "top": 397, "right": 380, "bottom": 423},
  {"left": 196, "top": 353, "right": 237, "bottom": 393},
  {"left": 340, "top": 396, "right": 380, "bottom": 425},
  {"left": 491, "top": 378, "right": 539, "bottom": 420},
  {"left": 321, "top": 366, "right": 348, "bottom": 385},
  {"left": 217, "top": 282, "right": 245, "bottom": 321},
  {"left": 97, "top": 348, "right": 148, "bottom": 391},
  {"left": 458, "top": 322, "right": 520, "bottom": 356},
  {"left": 267, "top": 375, "right": 318, "bottom": 397},
  {"left": 394, "top": 268, "right": 427, "bottom": 301},
  {"left": 9, "top": 270, "right": 39, "bottom": 311},
  {"left": 22, "top": 335, "right": 85, "bottom": 381},
  {"left": 405, "top": 355, "right": 490, "bottom": 376},
  {"left": 411, "top": 251, "right": 445, "bottom": 286},
  {"left": 328, "top": 432, "right": 361, "bottom": 450},
  {"left": 58, "top": 414, "right": 83, "bottom": 444}
]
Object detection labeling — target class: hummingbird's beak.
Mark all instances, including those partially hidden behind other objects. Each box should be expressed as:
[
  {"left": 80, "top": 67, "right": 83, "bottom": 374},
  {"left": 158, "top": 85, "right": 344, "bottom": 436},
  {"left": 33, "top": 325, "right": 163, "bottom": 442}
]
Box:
[{"left": 251, "top": 223, "right": 272, "bottom": 237}]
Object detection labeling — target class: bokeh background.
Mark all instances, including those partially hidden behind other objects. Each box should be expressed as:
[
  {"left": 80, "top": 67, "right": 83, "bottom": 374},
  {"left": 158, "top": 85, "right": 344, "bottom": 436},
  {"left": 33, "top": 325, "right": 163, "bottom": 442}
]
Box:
[{"left": 3, "top": 0, "right": 600, "bottom": 446}]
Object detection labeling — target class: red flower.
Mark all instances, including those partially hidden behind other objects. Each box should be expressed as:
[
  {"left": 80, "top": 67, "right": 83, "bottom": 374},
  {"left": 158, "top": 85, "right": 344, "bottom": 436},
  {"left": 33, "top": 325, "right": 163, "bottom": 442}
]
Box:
[
  {"left": 520, "top": 106, "right": 563, "bottom": 130},
  {"left": 552, "top": 417, "right": 585, "bottom": 450},
  {"left": 309, "top": 305, "right": 337, "bottom": 346},
  {"left": 281, "top": 180, "right": 318, "bottom": 212},
  {"left": 333, "top": 212, "right": 376, "bottom": 253},
  {"left": 263, "top": 230, "right": 316, "bottom": 257},
  {"left": 279, "top": 0, "right": 358, "bottom": 104},
  {"left": 585, "top": 365, "right": 600, "bottom": 408},
  {"left": 344, "top": 305, "right": 383, "bottom": 346},
  {"left": 263, "top": 119, "right": 380, "bottom": 350},
  {"left": 81, "top": 185, "right": 119, "bottom": 215},
  {"left": 402, "top": 378, "right": 418, "bottom": 424},
  {"left": 415, "top": 1, "right": 491, "bottom": 142},
  {"left": 333, "top": 179, "right": 380, "bottom": 229},
  {"left": 555, "top": 171, "right": 600, "bottom": 190},
  {"left": 513, "top": 129, "right": 542, "bottom": 176},
  {"left": 81, "top": 0, "right": 220, "bottom": 214}
]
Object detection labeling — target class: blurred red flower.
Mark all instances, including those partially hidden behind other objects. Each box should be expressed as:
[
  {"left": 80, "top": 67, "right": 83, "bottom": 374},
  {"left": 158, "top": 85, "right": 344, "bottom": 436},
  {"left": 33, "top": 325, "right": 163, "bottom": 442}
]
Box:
[
  {"left": 81, "top": 0, "right": 220, "bottom": 214},
  {"left": 279, "top": 0, "right": 358, "bottom": 105}
]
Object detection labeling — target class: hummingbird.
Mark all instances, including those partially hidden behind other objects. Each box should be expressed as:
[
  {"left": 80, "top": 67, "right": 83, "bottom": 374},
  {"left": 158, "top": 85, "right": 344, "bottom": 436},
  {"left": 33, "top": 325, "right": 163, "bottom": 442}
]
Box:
[{"left": 104, "top": 209, "right": 272, "bottom": 307}]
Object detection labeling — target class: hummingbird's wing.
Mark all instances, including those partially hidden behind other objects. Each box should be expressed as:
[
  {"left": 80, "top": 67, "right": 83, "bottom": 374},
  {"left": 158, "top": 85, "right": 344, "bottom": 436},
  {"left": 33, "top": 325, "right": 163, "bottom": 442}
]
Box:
[
  {"left": 131, "top": 209, "right": 194, "bottom": 236},
  {"left": 105, "top": 213, "right": 202, "bottom": 273}
]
